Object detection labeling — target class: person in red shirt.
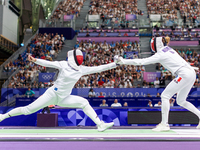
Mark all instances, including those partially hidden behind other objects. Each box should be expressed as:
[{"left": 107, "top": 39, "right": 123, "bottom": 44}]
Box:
[
  {"left": 98, "top": 77, "right": 104, "bottom": 86},
  {"left": 123, "top": 41, "right": 128, "bottom": 48},
  {"left": 40, "top": 53, "right": 46, "bottom": 59},
  {"left": 98, "top": 92, "right": 105, "bottom": 98},
  {"left": 123, "top": 32, "right": 129, "bottom": 36}
]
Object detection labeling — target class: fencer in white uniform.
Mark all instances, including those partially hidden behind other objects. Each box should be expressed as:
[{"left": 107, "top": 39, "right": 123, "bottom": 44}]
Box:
[
  {"left": 0, "top": 49, "right": 117, "bottom": 132},
  {"left": 117, "top": 37, "right": 200, "bottom": 131}
]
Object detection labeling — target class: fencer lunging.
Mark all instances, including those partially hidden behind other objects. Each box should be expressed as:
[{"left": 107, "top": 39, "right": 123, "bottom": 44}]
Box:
[
  {"left": 0, "top": 49, "right": 118, "bottom": 132},
  {"left": 117, "top": 37, "right": 200, "bottom": 131}
]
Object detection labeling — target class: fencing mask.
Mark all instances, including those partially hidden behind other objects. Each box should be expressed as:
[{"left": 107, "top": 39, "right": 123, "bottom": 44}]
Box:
[{"left": 68, "top": 49, "right": 83, "bottom": 70}]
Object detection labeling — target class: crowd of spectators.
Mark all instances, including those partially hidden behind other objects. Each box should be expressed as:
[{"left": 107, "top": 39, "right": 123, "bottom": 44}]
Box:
[
  {"left": 147, "top": 0, "right": 200, "bottom": 24},
  {"left": 73, "top": 38, "right": 144, "bottom": 88},
  {"left": 89, "top": 0, "right": 142, "bottom": 16},
  {"left": 99, "top": 99, "right": 127, "bottom": 107},
  {"left": 74, "top": 39, "right": 141, "bottom": 88},
  {"left": 147, "top": 0, "right": 178, "bottom": 20},
  {"left": 88, "top": 0, "right": 142, "bottom": 28},
  {"left": 75, "top": 40, "right": 140, "bottom": 53},
  {"left": 92, "top": 96, "right": 176, "bottom": 107},
  {"left": 153, "top": 26, "right": 200, "bottom": 41},
  {"left": 50, "top": 0, "right": 85, "bottom": 21},
  {"left": 180, "top": 0, "right": 200, "bottom": 23},
  {"left": 5, "top": 33, "right": 65, "bottom": 88},
  {"left": 75, "top": 61, "right": 145, "bottom": 88}
]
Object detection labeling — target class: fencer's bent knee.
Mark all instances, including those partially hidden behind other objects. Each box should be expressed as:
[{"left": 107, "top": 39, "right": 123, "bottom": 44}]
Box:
[
  {"left": 21, "top": 106, "right": 31, "bottom": 115},
  {"left": 161, "top": 93, "right": 170, "bottom": 101},
  {"left": 81, "top": 99, "right": 89, "bottom": 108},
  {"left": 176, "top": 100, "right": 184, "bottom": 106}
]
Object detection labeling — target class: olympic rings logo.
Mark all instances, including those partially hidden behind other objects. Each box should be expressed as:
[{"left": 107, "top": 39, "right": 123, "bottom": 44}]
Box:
[{"left": 42, "top": 74, "right": 53, "bottom": 80}]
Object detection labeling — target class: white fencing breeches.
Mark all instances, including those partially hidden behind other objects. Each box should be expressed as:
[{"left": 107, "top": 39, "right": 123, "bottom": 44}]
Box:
[
  {"left": 3, "top": 86, "right": 101, "bottom": 125},
  {"left": 4, "top": 87, "right": 88, "bottom": 117},
  {"left": 161, "top": 67, "right": 200, "bottom": 124}
]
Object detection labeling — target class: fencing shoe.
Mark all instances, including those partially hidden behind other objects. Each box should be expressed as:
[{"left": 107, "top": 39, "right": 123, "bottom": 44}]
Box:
[
  {"left": 97, "top": 121, "right": 114, "bottom": 132},
  {"left": 152, "top": 123, "right": 170, "bottom": 132}
]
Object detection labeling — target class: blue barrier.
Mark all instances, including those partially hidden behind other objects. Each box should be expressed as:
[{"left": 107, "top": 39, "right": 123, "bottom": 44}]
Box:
[
  {"left": 15, "top": 96, "right": 200, "bottom": 107},
  {"left": 0, "top": 107, "right": 197, "bottom": 126},
  {"left": 2, "top": 88, "right": 200, "bottom": 104},
  {"left": 16, "top": 98, "right": 36, "bottom": 107},
  {"left": 39, "top": 28, "right": 76, "bottom": 40}
]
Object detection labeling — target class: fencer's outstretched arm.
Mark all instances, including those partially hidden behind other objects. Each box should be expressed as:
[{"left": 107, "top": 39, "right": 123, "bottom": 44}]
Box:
[
  {"left": 120, "top": 53, "right": 161, "bottom": 66},
  {"left": 28, "top": 55, "right": 62, "bottom": 69},
  {"left": 81, "top": 62, "right": 116, "bottom": 75}
]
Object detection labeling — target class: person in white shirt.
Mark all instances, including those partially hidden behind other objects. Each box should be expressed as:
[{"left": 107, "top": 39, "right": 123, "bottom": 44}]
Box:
[
  {"left": 117, "top": 37, "right": 200, "bottom": 131},
  {"left": 99, "top": 100, "right": 108, "bottom": 107},
  {"left": 88, "top": 88, "right": 96, "bottom": 97},
  {"left": 0, "top": 49, "right": 119, "bottom": 132},
  {"left": 111, "top": 99, "right": 122, "bottom": 107},
  {"left": 154, "top": 101, "right": 162, "bottom": 107},
  {"left": 154, "top": 77, "right": 160, "bottom": 88},
  {"left": 169, "top": 98, "right": 175, "bottom": 107}
]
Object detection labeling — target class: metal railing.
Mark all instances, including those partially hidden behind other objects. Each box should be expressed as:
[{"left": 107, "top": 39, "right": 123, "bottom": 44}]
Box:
[
  {"left": 39, "top": 18, "right": 76, "bottom": 29},
  {"left": 83, "top": 15, "right": 153, "bottom": 29},
  {"left": 85, "top": 15, "right": 140, "bottom": 29},
  {"left": 151, "top": 19, "right": 200, "bottom": 28}
]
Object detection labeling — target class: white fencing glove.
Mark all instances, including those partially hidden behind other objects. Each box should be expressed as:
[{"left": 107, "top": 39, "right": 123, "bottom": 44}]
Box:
[
  {"left": 114, "top": 55, "right": 125, "bottom": 65},
  {"left": 114, "top": 55, "right": 119, "bottom": 64},
  {"left": 117, "top": 56, "right": 125, "bottom": 65}
]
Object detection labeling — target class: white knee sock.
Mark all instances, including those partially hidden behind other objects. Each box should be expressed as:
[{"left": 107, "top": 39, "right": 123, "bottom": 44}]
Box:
[
  {"left": 2, "top": 107, "right": 23, "bottom": 120},
  {"left": 83, "top": 104, "right": 101, "bottom": 125},
  {"left": 161, "top": 99, "right": 170, "bottom": 125},
  {"left": 180, "top": 101, "right": 200, "bottom": 119}
]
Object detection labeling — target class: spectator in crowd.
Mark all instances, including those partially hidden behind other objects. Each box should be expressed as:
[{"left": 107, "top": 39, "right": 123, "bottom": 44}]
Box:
[
  {"left": 98, "top": 77, "right": 104, "bottom": 87},
  {"left": 88, "top": 88, "right": 96, "bottom": 97},
  {"left": 143, "top": 83, "right": 149, "bottom": 88},
  {"left": 99, "top": 99, "right": 108, "bottom": 107},
  {"left": 154, "top": 101, "right": 162, "bottom": 107},
  {"left": 123, "top": 32, "right": 129, "bottom": 36},
  {"left": 170, "top": 98, "right": 175, "bottom": 107},
  {"left": 154, "top": 77, "right": 160, "bottom": 88},
  {"left": 86, "top": 32, "right": 90, "bottom": 37},
  {"left": 159, "top": 73, "right": 165, "bottom": 87},
  {"left": 25, "top": 87, "right": 35, "bottom": 98},
  {"left": 111, "top": 99, "right": 122, "bottom": 107},
  {"left": 98, "top": 92, "right": 105, "bottom": 98},
  {"left": 123, "top": 102, "right": 128, "bottom": 107},
  {"left": 147, "top": 100, "right": 153, "bottom": 108},
  {"left": 156, "top": 93, "right": 161, "bottom": 97},
  {"left": 75, "top": 41, "right": 79, "bottom": 48},
  {"left": 147, "top": 93, "right": 151, "bottom": 97},
  {"left": 118, "top": 33, "right": 121, "bottom": 37}
]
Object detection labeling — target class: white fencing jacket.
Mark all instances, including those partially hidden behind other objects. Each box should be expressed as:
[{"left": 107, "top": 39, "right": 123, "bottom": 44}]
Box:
[
  {"left": 122, "top": 37, "right": 193, "bottom": 75},
  {"left": 35, "top": 59, "right": 116, "bottom": 98}
]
